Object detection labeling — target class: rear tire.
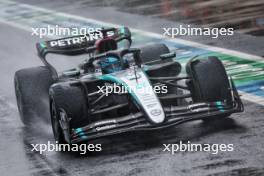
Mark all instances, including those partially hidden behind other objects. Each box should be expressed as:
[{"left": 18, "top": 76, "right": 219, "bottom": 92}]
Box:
[
  {"left": 140, "top": 43, "right": 170, "bottom": 63},
  {"left": 14, "top": 66, "right": 54, "bottom": 125},
  {"left": 186, "top": 56, "right": 232, "bottom": 120}
]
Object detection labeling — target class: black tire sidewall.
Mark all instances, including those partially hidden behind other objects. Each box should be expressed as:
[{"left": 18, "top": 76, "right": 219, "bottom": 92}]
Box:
[
  {"left": 50, "top": 96, "right": 66, "bottom": 144},
  {"left": 49, "top": 84, "right": 88, "bottom": 130},
  {"left": 140, "top": 43, "right": 170, "bottom": 63},
  {"left": 14, "top": 66, "right": 55, "bottom": 125}
]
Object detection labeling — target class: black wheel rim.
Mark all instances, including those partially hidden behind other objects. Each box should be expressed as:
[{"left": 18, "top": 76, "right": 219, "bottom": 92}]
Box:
[{"left": 51, "top": 100, "right": 61, "bottom": 141}]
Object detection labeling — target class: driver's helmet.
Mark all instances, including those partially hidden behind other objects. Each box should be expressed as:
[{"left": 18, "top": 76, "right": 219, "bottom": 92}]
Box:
[{"left": 99, "top": 56, "right": 123, "bottom": 74}]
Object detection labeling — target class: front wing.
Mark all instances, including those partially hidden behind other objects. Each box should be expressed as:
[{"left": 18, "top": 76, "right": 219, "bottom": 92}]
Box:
[{"left": 71, "top": 98, "right": 243, "bottom": 143}]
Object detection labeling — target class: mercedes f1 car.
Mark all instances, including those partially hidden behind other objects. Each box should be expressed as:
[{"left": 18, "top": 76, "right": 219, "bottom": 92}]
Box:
[{"left": 14, "top": 27, "right": 244, "bottom": 144}]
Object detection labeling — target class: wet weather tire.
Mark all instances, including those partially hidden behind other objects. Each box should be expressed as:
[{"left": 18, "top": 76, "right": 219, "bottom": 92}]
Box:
[
  {"left": 50, "top": 99, "right": 66, "bottom": 144},
  {"left": 49, "top": 84, "right": 88, "bottom": 143},
  {"left": 186, "top": 56, "right": 232, "bottom": 120},
  {"left": 140, "top": 43, "right": 170, "bottom": 63},
  {"left": 14, "top": 66, "right": 54, "bottom": 125}
]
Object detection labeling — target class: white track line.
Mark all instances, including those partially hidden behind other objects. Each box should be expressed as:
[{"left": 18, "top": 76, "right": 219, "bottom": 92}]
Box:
[{"left": 0, "top": 0, "right": 263, "bottom": 105}]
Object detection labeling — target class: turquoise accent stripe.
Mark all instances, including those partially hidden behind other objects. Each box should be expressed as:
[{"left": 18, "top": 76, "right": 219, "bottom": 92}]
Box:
[
  {"left": 216, "top": 101, "right": 225, "bottom": 112},
  {"left": 39, "top": 42, "right": 46, "bottom": 48},
  {"left": 120, "top": 26, "right": 125, "bottom": 35},
  {"left": 75, "top": 128, "right": 88, "bottom": 139},
  {"left": 75, "top": 128, "right": 82, "bottom": 133}
]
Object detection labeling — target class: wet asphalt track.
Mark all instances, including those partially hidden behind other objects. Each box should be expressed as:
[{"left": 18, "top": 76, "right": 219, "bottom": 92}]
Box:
[{"left": 1, "top": 1, "right": 264, "bottom": 176}]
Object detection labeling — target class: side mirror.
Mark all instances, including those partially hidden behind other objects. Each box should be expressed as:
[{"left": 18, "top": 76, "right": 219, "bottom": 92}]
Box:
[{"left": 160, "top": 52, "right": 176, "bottom": 60}]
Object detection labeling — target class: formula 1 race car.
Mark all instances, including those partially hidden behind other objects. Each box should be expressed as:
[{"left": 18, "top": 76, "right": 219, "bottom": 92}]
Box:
[{"left": 14, "top": 27, "right": 244, "bottom": 144}]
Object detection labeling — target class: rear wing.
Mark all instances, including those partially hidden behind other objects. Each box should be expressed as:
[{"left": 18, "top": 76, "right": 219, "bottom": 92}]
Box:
[
  {"left": 36, "top": 27, "right": 131, "bottom": 58},
  {"left": 36, "top": 27, "right": 131, "bottom": 78}
]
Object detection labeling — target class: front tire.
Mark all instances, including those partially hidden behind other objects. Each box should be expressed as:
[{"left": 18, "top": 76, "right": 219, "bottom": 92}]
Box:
[
  {"left": 186, "top": 56, "right": 232, "bottom": 120},
  {"left": 49, "top": 84, "right": 88, "bottom": 143},
  {"left": 50, "top": 99, "right": 66, "bottom": 144}
]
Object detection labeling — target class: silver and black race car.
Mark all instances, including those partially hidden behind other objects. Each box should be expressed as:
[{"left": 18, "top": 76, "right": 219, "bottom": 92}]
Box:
[{"left": 14, "top": 27, "right": 243, "bottom": 144}]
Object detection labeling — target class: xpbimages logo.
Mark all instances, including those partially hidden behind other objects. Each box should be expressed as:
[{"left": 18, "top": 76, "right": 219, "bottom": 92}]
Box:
[
  {"left": 163, "top": 141, "right": 234, "bottom": 155},
  {"left": 31, "top": 141, "right": 102, "bottom": 154},
  {"left": 31, "top": 25, "right": 114, "bottom": 38},
  {"left": 163, "top": 25, "right": 234, "bottom": 39},
  {"left": 97, "top": 83, "right": 168, "bottom": 96}
]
